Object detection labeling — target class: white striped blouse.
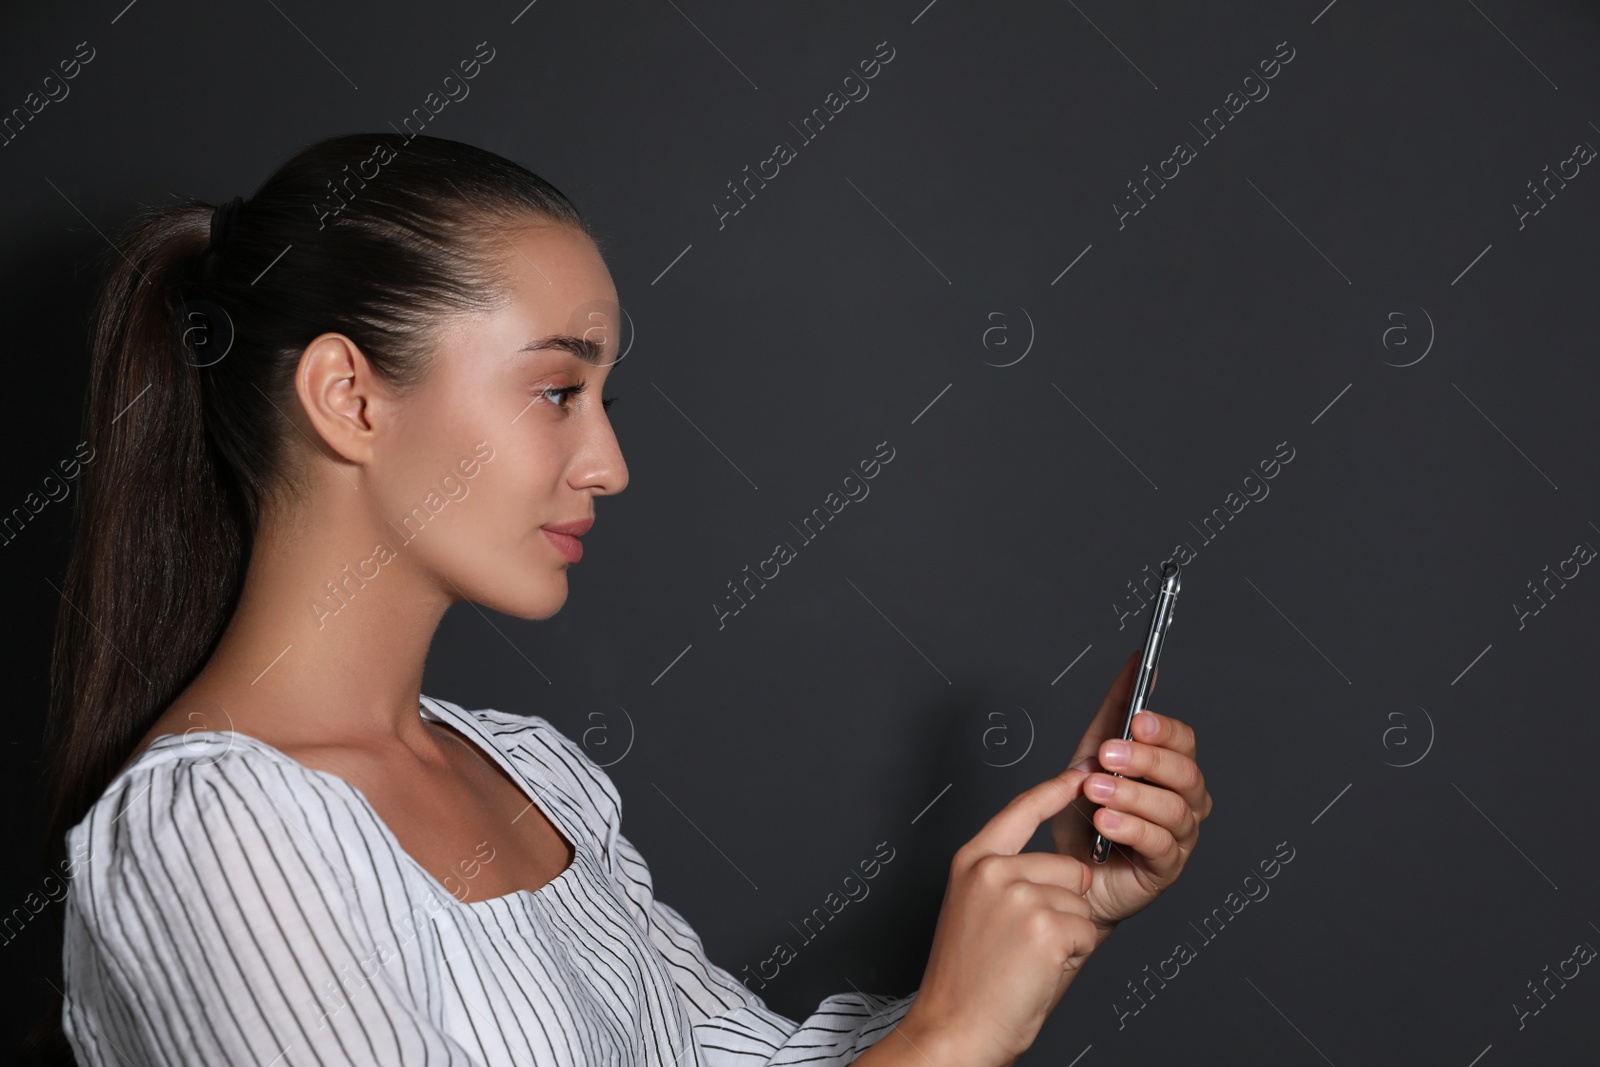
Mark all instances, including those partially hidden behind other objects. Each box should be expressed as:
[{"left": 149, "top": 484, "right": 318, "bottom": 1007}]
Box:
[{"left": 61, "top": 695, "right": 918, "bottom": 1065}]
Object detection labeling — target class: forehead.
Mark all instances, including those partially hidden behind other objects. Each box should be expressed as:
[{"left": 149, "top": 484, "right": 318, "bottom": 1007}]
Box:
[
  {"left": 500, "top": 223, "right": 618, "bottom": 328},
  {"left": 446, "top": 222, "right": 623, "bottom": 368}
]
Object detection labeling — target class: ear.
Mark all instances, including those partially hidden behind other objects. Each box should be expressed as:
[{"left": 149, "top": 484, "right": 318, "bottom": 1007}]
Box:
[{"left": 295, "top": 332, "right": 389, "bottom": 465}]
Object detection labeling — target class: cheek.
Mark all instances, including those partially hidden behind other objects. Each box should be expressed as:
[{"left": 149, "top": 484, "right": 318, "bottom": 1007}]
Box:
[
  {"left": 459, "top": 483, "right": 520, "bottom": 545},
  {"left": 455, "top": 442, "right": 559, "bottom": 534},
  {"left": 380, "top": 410, "right": 476, "bottom": 504}
]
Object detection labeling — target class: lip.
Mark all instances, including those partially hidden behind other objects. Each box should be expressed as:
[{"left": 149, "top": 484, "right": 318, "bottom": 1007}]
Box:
[
  {"left": 540, "top": 517, "right": 592, "bottom": 564},
  {"left": 541, "top": 517, "right": 594, "bottom": 537}
]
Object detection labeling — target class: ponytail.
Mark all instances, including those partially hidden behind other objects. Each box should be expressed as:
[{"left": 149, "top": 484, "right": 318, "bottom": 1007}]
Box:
[
  {"left": 40, "top": 200, "right": 249, "bottom": 875},
  {"left": 27, "top": 131, "right": 590, "bottom": 1064},
  {"left": 22, "top": 201, "right": 253, "bottom": 1067}
]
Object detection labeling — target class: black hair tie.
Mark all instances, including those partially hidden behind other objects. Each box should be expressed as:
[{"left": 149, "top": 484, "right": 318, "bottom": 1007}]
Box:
[
  {"left": 181, "top": 196, "right": 245, "bottom": 366},
  {"left": 209, "top": 195, "right": 245, "bottom": 258}
]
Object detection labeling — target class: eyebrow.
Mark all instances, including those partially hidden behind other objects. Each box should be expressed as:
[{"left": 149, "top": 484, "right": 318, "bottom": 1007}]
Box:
[{"left": 517, "top": 334, "right": 609, "bottom": 367}]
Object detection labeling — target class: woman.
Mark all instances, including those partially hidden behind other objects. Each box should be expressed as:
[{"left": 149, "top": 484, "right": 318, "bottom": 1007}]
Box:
[{"left": 31, "top": 132, "right": 1211, "bottom": 1066}]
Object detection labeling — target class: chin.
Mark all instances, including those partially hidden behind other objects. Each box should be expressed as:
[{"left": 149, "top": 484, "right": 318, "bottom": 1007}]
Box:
[
  {"left": 517, "top": 583, "right": 570, "bottom": 621},
  {"left": 459, "top": 569, "right": 570, "bottom": 621}
]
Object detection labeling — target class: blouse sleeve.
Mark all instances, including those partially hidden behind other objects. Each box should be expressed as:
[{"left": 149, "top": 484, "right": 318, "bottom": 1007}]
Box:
[
  {"left": 610, "top": 830, "right": 921, "bottom": 1066},
  {"left": 532, "top": 722, "right": 920, "bottom": 1065},
  {"left": 62, "top": 753, "right": 483, "bottom": 1067}
]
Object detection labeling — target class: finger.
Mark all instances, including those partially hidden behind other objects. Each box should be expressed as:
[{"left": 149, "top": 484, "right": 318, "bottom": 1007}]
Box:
[
  {"left": 965, "top": 766, "right": 1093, "bottom": 862},
  {"left": 976, "top": 849, "right": 1095, "bottom": 897},
  {"left": 1129, "top": 708, "right": 1197, "bottom": 759},
  {"left": 1125, "top": 712, "right": 1212, "bottom": 819},
  {"left": 1049, "top": 770, "right": 1116, "bottom": 861},
  {"left": 1006, "top": 877, "right": 1096, "bottom": 920},
  {"left": 1100, "top": 735, "right": 1207, "bottom": 814},
  {"left": 1060, "top": 911, "right": 1102, "bottom": 973},
  {"left": 1084, "top": 773, "right": 1197, "bottom": 846},
  {"left": 1091, "top": 805, "right": 1186, "bottom": 883}
]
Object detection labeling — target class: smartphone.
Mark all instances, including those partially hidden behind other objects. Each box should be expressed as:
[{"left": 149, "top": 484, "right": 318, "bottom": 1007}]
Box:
[{"left": 1092, "top": 560, "right": 1182, "bottom": 863}]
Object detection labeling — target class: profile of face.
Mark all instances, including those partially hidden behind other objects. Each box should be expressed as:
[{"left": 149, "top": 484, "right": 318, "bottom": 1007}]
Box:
[{"left": 295, "top": 222, "right": 628, "bottom": 624}]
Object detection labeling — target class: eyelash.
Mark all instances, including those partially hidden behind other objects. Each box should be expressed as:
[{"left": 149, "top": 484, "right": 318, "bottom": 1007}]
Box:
[{"left": 537, "top": 380, "right": 618, "bottom": 413}]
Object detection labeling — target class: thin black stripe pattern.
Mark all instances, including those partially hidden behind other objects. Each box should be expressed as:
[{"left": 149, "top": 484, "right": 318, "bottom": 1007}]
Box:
[{"left": 60, "top": 696, "right": 917, "bottom": 1065}]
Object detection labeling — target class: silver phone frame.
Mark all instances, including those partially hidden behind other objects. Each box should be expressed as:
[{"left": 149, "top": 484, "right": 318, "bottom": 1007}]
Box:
[{"left": 1091, "top": 560, "right": 1182, "bottom": 863}]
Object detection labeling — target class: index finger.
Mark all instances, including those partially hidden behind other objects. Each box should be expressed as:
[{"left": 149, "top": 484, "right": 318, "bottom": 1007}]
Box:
[{"left": 962, "top": 766, "right": 1094, "bottom": 866}]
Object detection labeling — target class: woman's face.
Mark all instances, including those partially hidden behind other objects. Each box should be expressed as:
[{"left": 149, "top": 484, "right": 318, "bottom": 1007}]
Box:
[{"left": 364, "top": 222, "right": 628, "bottom": 621}]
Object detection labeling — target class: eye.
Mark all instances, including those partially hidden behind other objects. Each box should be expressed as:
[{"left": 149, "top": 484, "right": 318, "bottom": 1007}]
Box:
[
  {"left": 533, "top": 380, "right": 620, "bottom": 414},
  {"left": 536, "top": 384, "right": 583, "bottom": 410}
]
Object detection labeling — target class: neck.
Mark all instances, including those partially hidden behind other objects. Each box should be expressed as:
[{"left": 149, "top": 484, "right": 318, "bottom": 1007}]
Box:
[{"left": 184, "top": 486, "right": 451, "bottom": 748}]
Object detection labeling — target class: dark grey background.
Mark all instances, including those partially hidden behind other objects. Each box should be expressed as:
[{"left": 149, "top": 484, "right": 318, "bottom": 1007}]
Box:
[{"left": 5, "top": 1, "right": 1598, "bottom": 1063}]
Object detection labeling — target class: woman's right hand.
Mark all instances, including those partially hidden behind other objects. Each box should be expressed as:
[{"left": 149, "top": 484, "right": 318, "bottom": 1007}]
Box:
[{"left": 898, "top": 767, "right": 1101, "bottom": 1067}]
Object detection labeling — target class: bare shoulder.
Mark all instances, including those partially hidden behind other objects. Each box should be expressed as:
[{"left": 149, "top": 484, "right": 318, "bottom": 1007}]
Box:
[
  {"left": 120, "top": 692, "right": 368, "bottom": 782},
  {"left": 117, "top": 696, "right": 233, "bottom": 778}
]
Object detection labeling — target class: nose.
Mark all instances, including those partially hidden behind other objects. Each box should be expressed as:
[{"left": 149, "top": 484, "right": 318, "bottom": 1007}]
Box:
[{"left": 577, "top": 415, "right": 628, "bottom": 496}]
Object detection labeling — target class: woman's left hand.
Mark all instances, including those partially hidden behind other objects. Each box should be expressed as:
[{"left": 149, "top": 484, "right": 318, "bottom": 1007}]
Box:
[{"left": 1048, "top": 649, "right": 1213, "bottom": 943}]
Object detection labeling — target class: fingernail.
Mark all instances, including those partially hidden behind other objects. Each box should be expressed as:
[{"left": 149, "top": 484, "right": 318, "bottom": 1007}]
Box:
[
  {"left": 1072, "top": 757, "right": 1095, "bottom": 772},
  {"left": 1104, "top": 740, "right": 1129, "bottom": 766},
  {"left": 1086, "top": 775, "right": 1114, "bottom": 799},
  {"left": 1099, "top": 809, "right": 1122, "bottom": 829}
]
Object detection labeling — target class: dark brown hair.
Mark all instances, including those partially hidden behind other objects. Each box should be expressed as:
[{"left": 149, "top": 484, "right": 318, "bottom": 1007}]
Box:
[{"left": 24, "top": 132, "right": 593, "bottom": 1063}]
